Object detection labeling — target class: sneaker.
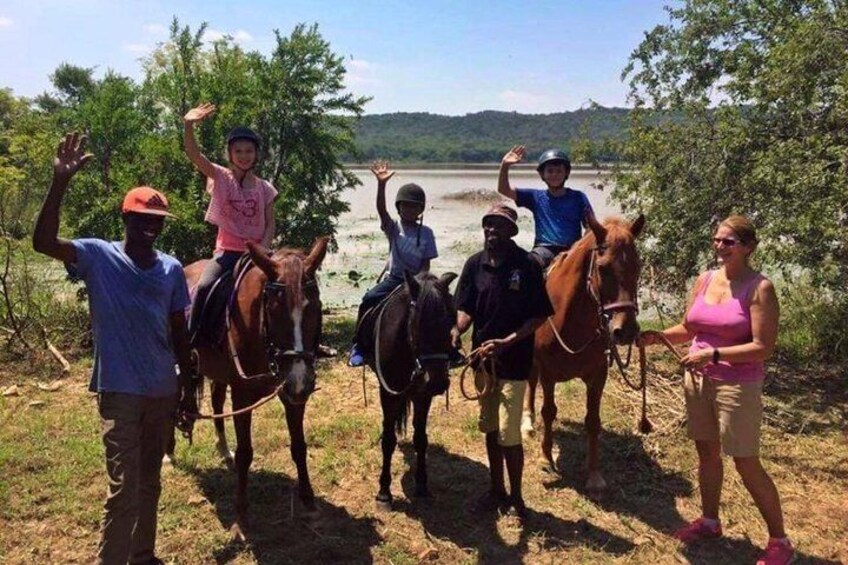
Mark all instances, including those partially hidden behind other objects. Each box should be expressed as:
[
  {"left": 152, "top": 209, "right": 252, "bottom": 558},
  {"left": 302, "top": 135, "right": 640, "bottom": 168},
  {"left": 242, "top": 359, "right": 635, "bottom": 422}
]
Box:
[
  {"left": 673, "top": 517, "right": 722, "bottom": 544},
  {"left": 348, "top": 344, "right": 365, "bottom": 367},
  {"left": 756, "top": 539, "right": 795, "bottom": 565}
]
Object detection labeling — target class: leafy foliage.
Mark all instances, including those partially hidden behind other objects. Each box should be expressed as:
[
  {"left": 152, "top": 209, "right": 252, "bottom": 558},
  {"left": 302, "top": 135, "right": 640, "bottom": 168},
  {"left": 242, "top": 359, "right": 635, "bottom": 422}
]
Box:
[{"left": 616, "top": 0, "right": 848, "bottom": 295}]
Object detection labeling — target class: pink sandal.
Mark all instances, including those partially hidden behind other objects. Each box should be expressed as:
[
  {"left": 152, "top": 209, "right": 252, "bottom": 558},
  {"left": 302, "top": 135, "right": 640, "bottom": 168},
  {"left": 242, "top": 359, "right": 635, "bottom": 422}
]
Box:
[
  {"left": 673, "top": 517, "right": 722, "bottom": 543},
  {"left": 756, "top": 539, "right": 795, "bottom": 565}
]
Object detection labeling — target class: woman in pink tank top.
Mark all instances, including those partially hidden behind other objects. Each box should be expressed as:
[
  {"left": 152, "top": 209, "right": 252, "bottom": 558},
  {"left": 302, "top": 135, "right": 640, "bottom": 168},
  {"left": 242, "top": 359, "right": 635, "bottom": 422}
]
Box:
[{"left": 640, "top": 216, "right": 793, "bottom": 565}]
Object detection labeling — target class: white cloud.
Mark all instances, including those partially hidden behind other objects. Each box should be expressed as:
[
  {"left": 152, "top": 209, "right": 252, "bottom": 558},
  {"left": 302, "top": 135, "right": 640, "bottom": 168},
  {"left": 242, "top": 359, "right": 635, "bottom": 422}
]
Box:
[
  {"left": 346, "top": 59, "right": 379, "bottom": 88},
  {"left": 123, "top": 43, "right": 152, "bottom": 54},
  {"left": 203, "top": 28, "right": 253, "bottom": 44},
  {"left": 143, "top": 23, "right": 166, "bottom": 35},
  {"left": 0, "top": 16, "right": 13, "bottom": 28}
]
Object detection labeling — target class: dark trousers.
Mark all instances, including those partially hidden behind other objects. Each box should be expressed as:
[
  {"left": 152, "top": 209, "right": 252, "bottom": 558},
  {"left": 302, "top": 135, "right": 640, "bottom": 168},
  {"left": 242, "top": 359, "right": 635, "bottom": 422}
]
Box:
[
  {"left": 529, "top": 244, "right": 568, "bottom": 269},
  {"left": 354, "top": 274, "right": 404, "bottom": 341},
  {"left": 188, "top": 250, "right": 242, "bottom": 339},
  {"left": 97, "top": 392, "right": 178, "bottom": 565}
]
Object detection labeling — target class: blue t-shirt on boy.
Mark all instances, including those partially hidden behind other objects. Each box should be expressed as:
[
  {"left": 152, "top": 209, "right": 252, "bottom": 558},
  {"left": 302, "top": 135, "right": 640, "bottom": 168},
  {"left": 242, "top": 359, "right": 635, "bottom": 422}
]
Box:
[
  {"left": 515, "top": 188, "right": 594, "bottom": 248},
  {"left": 68, "top": 239, "right": 191, "bottom": 398}
]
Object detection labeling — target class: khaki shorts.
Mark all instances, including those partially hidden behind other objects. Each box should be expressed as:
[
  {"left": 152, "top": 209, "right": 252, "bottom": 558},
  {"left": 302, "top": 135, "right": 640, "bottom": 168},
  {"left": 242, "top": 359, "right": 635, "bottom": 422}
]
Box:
[
  {"left": 477, "top": 375, "right": 527, "bottom": 447},
  {"left": 684, "top": 371, "right": 763, "bottom": 457}
]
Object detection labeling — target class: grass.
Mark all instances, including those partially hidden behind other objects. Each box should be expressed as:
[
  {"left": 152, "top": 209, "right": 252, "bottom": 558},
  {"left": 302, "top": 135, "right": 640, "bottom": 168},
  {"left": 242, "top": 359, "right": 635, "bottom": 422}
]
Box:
[{"left": 0, "top": 314, "right": 846, "bottom": 564}]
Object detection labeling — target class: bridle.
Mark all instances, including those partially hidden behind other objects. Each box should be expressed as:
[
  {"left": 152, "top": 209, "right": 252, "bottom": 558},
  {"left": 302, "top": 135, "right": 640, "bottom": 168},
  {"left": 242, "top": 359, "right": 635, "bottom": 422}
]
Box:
[
  {"left": 226, "top": 263, "right": 319, "bottom": 404},
  {"left": 547, "top": 243, "right": 639, "bottom": 360},
  {"left": 374, "top": 284, "right": 450, "bottom": 396}
]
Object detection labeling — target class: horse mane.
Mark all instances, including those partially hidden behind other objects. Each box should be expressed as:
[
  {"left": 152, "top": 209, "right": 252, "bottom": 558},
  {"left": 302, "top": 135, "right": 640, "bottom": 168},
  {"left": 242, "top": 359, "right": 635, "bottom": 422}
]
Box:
[{"left": 549, "top": 216, "right": 636, "bottom": 272}]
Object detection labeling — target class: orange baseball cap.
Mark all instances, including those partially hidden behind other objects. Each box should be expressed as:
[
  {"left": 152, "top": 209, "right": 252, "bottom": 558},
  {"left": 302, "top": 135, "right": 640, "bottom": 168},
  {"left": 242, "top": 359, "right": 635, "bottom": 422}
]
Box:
[{"left": 121, "top": 186, "right": 175, "bottom": 218}]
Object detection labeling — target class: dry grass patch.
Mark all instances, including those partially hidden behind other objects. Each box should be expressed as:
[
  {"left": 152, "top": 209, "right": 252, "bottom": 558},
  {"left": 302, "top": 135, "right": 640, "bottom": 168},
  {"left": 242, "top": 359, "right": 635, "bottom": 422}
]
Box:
[{"left": 1, "top": 315, "right": 845, "bottom": 564}]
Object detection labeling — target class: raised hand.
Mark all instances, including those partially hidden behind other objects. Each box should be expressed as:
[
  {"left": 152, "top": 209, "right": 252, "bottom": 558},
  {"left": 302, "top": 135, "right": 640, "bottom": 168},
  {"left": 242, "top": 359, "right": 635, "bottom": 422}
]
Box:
[
  {"left": 184, "top": 102, "right": 216, "bottom": 124},
  {"left": 501, "top": 144, "right": 526, "bottom": 167},
  {"left": 370, "top": 160, "right": 396, "bottom": 184},
  {"left": 53, "top": 132, "right": 93, "bottom": 184}
]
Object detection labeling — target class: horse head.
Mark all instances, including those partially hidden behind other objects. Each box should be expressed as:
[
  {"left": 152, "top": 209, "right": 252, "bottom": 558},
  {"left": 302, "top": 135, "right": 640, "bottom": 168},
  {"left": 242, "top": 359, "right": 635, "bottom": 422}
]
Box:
[
  {"left": 586, "top": 214, "right": 645, "bottom": 345},
  {"left": 403, "top": 270, "right": 458, "bottom": 397},
  {"left": 246, "top": 237, "right": 329, "bottom": 404}
]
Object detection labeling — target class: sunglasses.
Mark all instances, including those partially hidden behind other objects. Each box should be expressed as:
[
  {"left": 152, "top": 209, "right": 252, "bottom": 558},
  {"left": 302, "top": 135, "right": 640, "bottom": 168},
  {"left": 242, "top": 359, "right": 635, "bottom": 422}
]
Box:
[{"left": 712, "top": 237, "right": 740, "bottom": 247}]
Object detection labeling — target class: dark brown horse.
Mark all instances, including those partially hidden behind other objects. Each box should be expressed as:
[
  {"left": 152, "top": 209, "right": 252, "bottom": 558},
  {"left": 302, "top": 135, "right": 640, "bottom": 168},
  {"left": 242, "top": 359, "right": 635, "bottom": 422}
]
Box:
[
  {"left": 183, "top": 237, "right": 329, "bottom": 538},
  {"left": 522, "top": 216, "right": 644, "bottom": 490},
  {"left": 356, "top": 271, "right": 457, "bottom": 509}
]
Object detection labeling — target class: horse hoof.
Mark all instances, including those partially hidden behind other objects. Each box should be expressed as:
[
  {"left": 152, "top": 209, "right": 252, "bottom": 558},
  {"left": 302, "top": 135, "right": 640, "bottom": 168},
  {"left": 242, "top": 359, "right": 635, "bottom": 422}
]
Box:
[
  {"left": 520, "top": 413, "right": 535, "bottom": 437},
  {"left": 375, "top": 494, "right": 393, "bottom": 511},
  {"left": 230, "top": 522, "right": 247, "bottom": 543},
  {"left": 586, "top": 473, "right": 607, "bottom": 491},
  {"left": 540, "top": 461, "right": 560, "bottom": 476},
  {"left": 220, "top": 452, "right": 235, "bottom": 469},
  {"left": 162, "top": 453, "right": 174, "bottom": 466}
]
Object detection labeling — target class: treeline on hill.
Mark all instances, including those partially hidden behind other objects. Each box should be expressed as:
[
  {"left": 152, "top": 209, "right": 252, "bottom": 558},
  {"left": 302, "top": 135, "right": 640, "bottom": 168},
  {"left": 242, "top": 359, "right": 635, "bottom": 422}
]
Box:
[{"left": 343, "top": 108, "right": 630, "bottom": 163}]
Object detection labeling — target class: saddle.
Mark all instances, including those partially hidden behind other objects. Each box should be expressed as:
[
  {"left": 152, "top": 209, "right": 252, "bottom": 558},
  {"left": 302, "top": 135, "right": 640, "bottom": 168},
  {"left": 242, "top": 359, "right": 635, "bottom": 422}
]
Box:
[{"left": 190, "top": 254, "right": 254, "bottom": 346}]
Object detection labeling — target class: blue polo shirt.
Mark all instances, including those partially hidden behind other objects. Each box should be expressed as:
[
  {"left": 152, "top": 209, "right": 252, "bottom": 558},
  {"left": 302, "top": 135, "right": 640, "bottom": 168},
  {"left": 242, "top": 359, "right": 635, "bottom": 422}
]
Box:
[
  {"left": 515, "top": 187, "right": 593, "bottom": 248},
  {"left": 68, "top": 239, "right": 190, "bottom": 398}
]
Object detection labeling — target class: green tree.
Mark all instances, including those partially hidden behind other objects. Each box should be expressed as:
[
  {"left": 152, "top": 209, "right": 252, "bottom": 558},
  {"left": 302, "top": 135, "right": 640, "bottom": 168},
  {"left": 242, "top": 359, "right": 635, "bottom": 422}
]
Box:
[{"left": 617, "top": 0, "right": 848, "bottom": 295}]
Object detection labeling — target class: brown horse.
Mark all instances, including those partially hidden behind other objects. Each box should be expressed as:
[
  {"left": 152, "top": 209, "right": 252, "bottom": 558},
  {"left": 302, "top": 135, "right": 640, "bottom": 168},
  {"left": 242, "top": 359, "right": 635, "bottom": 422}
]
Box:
[
  {"left": 522, "top": 215, "right": 644, "bottom": 491},
  {"left": 183, "top": 237, "right": 329, "bottom": 538}
]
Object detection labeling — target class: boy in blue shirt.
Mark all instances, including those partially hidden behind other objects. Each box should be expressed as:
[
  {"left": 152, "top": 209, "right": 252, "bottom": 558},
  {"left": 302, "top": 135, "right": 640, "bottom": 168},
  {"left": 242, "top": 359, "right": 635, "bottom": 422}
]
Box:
[
  {"left": 497, "top": 145, "right": 596, "bottom": 268},
  {"left": 348, "top": 160, "right": 438, "bottom": 367},
  {"left": 32, "top": 132, "right": 195, "bottom": 565}
]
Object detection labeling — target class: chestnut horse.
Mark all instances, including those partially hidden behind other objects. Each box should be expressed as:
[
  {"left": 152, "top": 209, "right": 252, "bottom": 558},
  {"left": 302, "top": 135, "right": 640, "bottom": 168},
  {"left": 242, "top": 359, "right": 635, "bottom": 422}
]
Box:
[
  {"left": 522, "top": 216, "right": 644, "bottom": 490},
  {"left": 356, "top": 271, "right": 457, "bottom": 509},
  {"left": 184, "top": 237, "right": 328, "bottom": 538}
]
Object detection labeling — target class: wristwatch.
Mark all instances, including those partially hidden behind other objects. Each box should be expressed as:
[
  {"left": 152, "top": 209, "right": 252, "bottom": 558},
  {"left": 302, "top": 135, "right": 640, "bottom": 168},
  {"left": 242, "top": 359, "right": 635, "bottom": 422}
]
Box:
[{"left": 712, "top": 348, "right": 720, "bottom": 364}]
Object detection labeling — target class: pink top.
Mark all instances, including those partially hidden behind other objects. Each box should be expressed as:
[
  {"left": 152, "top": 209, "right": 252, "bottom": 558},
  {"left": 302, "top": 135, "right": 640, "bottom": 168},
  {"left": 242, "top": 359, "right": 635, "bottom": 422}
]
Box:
[
  {"left": 685, "top": 270, "right": 764, "bottom": 383},
  {"left": 204, "top": 164, "right": 278, "bottom": 252}
]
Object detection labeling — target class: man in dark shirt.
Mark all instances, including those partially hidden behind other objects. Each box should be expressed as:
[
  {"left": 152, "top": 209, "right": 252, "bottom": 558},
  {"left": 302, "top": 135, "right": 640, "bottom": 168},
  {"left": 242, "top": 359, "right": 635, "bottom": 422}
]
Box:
[{"left": 453, "top": 203, "right": 554, "bottom": 519}]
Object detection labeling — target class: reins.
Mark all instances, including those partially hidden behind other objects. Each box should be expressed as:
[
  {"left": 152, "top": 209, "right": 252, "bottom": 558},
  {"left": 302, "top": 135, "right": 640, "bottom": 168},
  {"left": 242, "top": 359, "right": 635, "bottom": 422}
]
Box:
[{"left": 458, "top": 347, "right": 498, "bottom": 401}]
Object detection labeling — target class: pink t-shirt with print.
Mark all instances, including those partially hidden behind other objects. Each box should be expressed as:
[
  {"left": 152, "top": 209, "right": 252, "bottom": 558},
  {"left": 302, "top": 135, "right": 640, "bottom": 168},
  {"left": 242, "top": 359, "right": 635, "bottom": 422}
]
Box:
[{"left": 204, "top": 163, "right": 278, "bottom": 252}]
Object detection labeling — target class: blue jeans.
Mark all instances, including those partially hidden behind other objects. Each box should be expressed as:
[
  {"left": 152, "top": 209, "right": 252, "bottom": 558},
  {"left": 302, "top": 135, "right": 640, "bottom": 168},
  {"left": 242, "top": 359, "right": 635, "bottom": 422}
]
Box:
[{"left": 354, "top": 274, "right": 404, "bottom": 339}]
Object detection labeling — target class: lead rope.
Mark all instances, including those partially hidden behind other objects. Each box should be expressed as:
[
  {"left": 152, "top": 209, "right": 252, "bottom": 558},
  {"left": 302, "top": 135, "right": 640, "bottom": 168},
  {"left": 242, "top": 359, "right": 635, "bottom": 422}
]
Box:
[{"left": 459, "top": 347, "right": 498, "bottom": 401}]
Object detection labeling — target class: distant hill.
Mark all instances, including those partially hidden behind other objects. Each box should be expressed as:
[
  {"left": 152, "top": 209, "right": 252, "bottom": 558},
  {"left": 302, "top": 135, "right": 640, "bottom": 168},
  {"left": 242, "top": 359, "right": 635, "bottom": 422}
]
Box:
[{"left": 344, "top": 107, "right": 630, "bottom": 163}]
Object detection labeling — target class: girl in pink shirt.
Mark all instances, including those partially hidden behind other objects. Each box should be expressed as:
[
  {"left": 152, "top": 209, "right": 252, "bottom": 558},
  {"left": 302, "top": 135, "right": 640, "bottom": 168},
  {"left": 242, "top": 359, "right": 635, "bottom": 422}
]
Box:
[
  {"left": 183, "top": 103, "right": 278, "bottom": 345},
  {"left": 640, "top": 215, "right": 792, "bottom": 565}
]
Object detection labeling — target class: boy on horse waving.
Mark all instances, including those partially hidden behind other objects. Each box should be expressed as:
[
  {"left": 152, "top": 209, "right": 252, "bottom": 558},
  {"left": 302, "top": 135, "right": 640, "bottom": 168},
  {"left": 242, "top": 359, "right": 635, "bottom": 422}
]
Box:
[
  {"left": 348, "top": 161, "right": 438, "bottom": 367},
  {"left": 498, "top": 145, "right": 596, "bottom": 268},
  {"left": 33, "top": 133, "right": 195, "bottom": 565}
]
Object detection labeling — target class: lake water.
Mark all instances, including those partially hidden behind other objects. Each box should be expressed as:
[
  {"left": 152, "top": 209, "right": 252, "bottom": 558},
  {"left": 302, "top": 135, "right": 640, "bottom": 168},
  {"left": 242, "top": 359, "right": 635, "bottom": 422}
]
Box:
[{"left": 322, "top": 167, "right": 620, "bottom": 308}]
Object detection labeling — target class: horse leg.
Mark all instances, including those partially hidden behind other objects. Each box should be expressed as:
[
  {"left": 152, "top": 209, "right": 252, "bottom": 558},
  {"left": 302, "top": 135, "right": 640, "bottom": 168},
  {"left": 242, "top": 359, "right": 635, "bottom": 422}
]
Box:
[
  {"left": 163, "top": 427, "right": 176, "bottom": 466},
  {"left": 540, "top": 376, "right": 559, "bottom": 474},
  {"left": 584, "top": 373, "right": 608, "bottom": 491},
  {"left": 376, "top": 397, "right": 398, "bottom": 509},
  {"left": 283, "top": 398, "right": 318, "bottom": 516},
  {"left": 231, "top": 398, "right": 253, "bottom": 541},
  {"left": 212, "top": 382, "right": 234, "bottom": 468},
  {"left": 412, "top": 395, "right": 433, "bottom": 499},
  {"left": 521, "top": 364, "right": 539, "bottom": 438}
]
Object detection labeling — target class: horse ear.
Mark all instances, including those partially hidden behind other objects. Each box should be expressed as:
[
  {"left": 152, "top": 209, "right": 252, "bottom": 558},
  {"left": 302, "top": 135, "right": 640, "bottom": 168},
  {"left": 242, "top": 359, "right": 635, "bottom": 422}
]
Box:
[
  {"left": 304, "top": 236, "right": 330, "bottom": 277},
  {"left": 437, "top": 272, "right": 458, "bottom": 292},
  {"left": 246, "top": 241, "right": 278, "bottom": 279},
  {"left": 404, "top": 270, "right": 421, "bottom": 300},
  {"left": 630, "top": 214, "right": 646, "bottom": 239},
  {"left": 586, "top": 211, "right": 607, "bottom": 244}
]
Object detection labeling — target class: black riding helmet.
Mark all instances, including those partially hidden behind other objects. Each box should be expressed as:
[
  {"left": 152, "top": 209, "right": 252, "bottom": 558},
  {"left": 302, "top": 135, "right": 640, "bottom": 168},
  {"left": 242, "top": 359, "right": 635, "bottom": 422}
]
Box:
[
  {"left": 395, "top": 183, "right": 426, "bottom": 209},
  {"left": 536, "top": 149, "right": 571, "bottom": 173},
  {"left": 226, "top": 126, "right": 261, "bottom": 150}
]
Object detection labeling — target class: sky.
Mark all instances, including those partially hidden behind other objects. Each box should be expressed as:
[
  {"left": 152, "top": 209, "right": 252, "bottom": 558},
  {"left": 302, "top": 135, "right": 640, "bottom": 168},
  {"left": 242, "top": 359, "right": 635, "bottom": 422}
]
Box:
[{"left": 0, "top": 0, "right": 673, "bottom": 116}]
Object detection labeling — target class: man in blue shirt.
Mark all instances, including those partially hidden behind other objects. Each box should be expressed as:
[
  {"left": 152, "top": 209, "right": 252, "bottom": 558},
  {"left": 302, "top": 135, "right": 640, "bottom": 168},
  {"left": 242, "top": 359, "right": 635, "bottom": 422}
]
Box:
[
  {"left": 32, "top": 132, "right": 195, "bottom": 565},
  {"left": 497, "top": 145, "right": 596, "bottom": 268}
]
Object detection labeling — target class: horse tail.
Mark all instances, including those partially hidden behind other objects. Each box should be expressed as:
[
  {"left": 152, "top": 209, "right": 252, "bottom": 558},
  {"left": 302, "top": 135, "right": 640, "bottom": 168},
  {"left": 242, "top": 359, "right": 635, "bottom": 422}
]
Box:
[{"left": 394, "top": 396, "right": 411, "bottom": 437}]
